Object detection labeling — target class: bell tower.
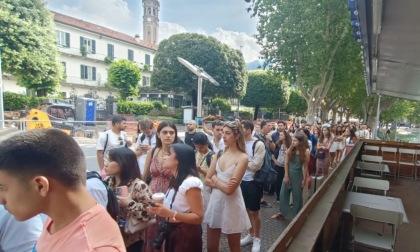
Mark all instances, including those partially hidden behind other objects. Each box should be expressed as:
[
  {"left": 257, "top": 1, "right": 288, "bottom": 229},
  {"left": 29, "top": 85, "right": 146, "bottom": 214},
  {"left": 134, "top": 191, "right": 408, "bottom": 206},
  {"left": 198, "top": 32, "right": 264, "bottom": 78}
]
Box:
[{"left": 142, "top": 0, "right": 159, "bottom": 45}]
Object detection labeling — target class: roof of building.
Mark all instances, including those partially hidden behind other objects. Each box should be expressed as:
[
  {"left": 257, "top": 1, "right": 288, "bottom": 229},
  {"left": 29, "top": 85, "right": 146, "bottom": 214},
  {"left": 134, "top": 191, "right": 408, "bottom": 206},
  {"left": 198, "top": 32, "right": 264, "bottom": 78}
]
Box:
[{"left": 52, "top": 11, "right": 158, "bottom": 51}]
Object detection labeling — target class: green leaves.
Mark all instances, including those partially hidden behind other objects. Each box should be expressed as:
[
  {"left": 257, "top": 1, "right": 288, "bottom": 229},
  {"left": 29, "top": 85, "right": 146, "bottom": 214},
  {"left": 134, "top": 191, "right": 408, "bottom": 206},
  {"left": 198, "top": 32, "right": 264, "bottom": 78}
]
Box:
[
  {"left": 108, "top": 59, "right": 142, "bottom": 100},
  {"left": 151, "top": 33, "right": 247, "bottom": 99},
  {"left": 1, "top": 0, "right": 63, "bottom": 95},
  {"left": 241, "top": 70, "right": 289, "bottom": 118}
]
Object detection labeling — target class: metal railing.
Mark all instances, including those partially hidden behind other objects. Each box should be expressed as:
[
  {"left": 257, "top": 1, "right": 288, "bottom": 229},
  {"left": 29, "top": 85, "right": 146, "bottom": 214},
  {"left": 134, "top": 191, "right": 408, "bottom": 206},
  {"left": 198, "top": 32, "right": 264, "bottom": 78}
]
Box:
[{"left": 0, "top": 120, "right": 142, "bottom": 141}]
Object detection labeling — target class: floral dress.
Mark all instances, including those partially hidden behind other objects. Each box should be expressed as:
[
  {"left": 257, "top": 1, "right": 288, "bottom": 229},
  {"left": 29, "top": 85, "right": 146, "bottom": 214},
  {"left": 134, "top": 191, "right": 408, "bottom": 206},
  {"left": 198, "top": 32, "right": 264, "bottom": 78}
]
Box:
[{"left": 143, "top": 149, "right": 172, "bottom": 252}]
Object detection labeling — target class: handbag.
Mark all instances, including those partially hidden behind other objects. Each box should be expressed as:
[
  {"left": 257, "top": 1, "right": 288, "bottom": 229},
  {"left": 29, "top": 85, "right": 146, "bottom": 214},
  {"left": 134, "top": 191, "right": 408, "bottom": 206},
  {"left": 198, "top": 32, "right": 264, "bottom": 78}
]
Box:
[
  {"left": 124, "top": 179, "right": 156, "bottom": 234},
  {"left": 315, "top": 151, "right": 325, "bottom": 159},
  {"left": 125, "top": 217, "right": 156, "bottom": 234}
]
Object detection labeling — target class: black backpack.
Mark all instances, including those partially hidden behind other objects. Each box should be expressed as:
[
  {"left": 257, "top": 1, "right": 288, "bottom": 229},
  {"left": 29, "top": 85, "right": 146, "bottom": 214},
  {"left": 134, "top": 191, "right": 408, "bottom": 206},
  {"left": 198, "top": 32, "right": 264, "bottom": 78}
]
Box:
[
  {"left": 252, "top": 139, "right": 277, "bottom": 185},
  {"left": 86, "top": 171, "right": 120, "bottom": 221}
]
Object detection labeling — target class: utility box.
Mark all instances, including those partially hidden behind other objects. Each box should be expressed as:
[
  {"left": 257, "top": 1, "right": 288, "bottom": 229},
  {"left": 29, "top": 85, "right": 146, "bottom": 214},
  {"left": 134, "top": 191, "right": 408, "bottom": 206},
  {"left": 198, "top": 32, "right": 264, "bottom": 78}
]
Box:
[
  {"left": 75, "top": 98, "right": 96, "bottom": 125},
  {"left": 182, "top": 106, "right": 193, "bottom": 124}
]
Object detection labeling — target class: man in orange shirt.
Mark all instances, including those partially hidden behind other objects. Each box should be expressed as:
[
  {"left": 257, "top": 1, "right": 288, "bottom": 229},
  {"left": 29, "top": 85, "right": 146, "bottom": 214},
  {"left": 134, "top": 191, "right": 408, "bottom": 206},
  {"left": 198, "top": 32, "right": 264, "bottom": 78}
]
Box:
[{"left": 0, "top": 129, "right": 125, "bottom": 252}]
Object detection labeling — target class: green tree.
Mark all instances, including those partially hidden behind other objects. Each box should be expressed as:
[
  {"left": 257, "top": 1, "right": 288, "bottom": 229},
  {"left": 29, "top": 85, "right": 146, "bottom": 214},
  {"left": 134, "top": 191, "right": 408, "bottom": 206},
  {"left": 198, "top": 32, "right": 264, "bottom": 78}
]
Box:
[
  {"left": 151, "top": 33, "right": 248, "bottom": 103},
  {"left": 108, "top": 59, "right": 142, "bottom": 100},
  {"left": 285, "top": 89, "right": 307, "bottom": 116},
  {"left": 241, "top": 70, "right": 288, "bottom": 120},
  {"left": 248, "top": 0, "right": 359, "bottom": 124},
  {"left": 211, "top": 98, "right": 232, "bottom": 113},
  {"left": 0, "top": 0, "right": 63, "bottom": 96}
]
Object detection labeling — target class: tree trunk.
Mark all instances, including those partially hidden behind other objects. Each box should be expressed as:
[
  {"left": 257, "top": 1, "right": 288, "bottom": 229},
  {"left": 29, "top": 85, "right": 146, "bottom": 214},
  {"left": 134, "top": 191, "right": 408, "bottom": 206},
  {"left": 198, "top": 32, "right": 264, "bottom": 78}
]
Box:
[
  {"left": 321, "top": 106, "right": 329, "bottom": 122},
  {"left": 253, "top": 105, "right": 260, "bottom": 120},
  {"left": 331, "top": 108, "right": 337, "bottom": 124},
  {"left": 306, "top": 101, "right": 317, "bottom": 124}
]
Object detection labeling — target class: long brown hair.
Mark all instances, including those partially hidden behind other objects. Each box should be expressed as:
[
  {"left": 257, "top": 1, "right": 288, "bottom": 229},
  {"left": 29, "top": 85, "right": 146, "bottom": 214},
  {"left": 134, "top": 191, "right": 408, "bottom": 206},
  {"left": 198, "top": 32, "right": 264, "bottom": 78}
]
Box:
[
  {"left": 276, "top": 130, "right": 291, "bottom": 149},
  {"left": 287, "top": 132, "right": 308, "bottom": 163},
  {"left": 319, "top": 126, "right": 332, "bottom": 143},
  {"left": 223, "top": 121, "right": 246, "bottom": 153}
]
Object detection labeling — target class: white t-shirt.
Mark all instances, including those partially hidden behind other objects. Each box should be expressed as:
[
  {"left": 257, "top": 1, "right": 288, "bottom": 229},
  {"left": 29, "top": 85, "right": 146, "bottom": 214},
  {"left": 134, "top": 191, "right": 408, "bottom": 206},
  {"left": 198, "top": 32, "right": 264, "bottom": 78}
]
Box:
[
  {"left": 210, "top": 138, "right": 225, "bottom": 153},
  {"left": 163, "top": 177, "right": 203, "bottom": 213},
  {"left": 357, "top": 129, "right": 370, "bottom": 139},
  {"left": 242, "top": 140, "right": 265, "bottom": 181},
  {"left": 96, "top": 130, "right": 128, "bottom": 167},
  {"left": 135, "top": 132, "right": 157, "bottom": 175},
  {"left": 0, "top": 205, "right": 43, "bottom": 252}
]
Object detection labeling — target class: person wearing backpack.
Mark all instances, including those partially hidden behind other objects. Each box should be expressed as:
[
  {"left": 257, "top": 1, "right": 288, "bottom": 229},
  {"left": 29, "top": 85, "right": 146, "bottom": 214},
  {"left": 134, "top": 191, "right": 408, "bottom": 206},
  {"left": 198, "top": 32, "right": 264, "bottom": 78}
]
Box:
[
  {"left": 239, "top": 121, "right": 266, "bottom": 252},
  {"left": 279, "top": 132, "right": 310, "bottom": 220},
  {"left": 254, "top": 120, "right": 274, "bottom": 208},
  {"left": 135, "top": 119, "right": 157, "bottom": 175},
  {"left": 96, "top": 116, "right": 132, "bottom": 178},
  {"left": 193, "top": 132, "right": 214, "bottom": 211}
]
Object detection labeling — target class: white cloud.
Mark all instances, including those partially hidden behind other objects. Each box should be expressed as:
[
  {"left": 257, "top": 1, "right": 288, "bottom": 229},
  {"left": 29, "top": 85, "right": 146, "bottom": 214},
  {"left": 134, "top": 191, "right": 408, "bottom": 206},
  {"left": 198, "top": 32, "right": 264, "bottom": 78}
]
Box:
[
  {"left": 159, "top": 23, "right": 261, "bottom": 63},
  {"left": 159, "top": 22, "right": 188, "bottom": 41},
  {"left": 210, "top": 28, "right": 261, "bottom": 63},
  {"left": 60, "top": 0, "right": 138, "bottom": 36}
]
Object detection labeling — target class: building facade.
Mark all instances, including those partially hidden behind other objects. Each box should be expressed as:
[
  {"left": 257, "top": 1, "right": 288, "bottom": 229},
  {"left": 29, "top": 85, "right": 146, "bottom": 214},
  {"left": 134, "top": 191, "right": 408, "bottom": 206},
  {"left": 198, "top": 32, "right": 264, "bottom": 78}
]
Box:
[
  {"left": 3, "top": 0, "right": 190, "bottom": 109},
  {"left": 2, "top": 11, "right": 158, "bottom": 106}
]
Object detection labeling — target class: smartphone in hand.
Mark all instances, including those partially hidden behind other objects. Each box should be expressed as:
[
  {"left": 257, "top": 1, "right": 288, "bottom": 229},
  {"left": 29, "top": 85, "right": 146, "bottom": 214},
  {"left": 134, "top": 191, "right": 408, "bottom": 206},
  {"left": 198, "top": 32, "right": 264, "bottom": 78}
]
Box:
[{"left": 116, "top": 186, "right": 129, "bottom": 197}]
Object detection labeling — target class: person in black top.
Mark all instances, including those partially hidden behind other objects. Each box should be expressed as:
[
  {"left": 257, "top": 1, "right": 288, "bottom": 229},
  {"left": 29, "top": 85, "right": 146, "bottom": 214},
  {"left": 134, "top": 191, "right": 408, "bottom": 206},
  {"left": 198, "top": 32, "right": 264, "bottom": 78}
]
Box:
[{"left": 184, "top": 120, "right": 197, "bottom": 150}]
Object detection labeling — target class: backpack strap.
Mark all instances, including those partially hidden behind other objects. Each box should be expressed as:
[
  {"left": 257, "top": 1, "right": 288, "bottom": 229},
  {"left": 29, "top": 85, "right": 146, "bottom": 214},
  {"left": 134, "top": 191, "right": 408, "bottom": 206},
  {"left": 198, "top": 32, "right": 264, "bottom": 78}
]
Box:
[
  {"left": 102, "top": 133, "right": 109, "bottom": 155},
  {"left": 87, "top": 171, "right": 102, "bottom": 181},
  {"left": 252, "top": 139, "right": 262, "bottom": 156},
  {"left": 140, "top": 133, "right": 146, "bottom": 143},
  {"left": 203, "top": 151, "right": 215, "bottom": 167}
]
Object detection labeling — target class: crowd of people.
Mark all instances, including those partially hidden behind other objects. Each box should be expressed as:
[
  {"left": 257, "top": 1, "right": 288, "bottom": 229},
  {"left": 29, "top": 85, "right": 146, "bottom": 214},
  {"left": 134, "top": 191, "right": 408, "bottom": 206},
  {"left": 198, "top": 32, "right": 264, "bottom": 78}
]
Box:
[{"left": 0, "top": 115, "right": 368, "bottom": 252}]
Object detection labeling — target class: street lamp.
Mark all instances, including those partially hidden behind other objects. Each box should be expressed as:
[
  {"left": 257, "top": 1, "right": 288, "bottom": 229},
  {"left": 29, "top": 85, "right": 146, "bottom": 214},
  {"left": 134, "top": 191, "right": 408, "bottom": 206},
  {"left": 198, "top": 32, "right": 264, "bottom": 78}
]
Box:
[{"left": 177, "top": 57, "right": 220, "bottom": 129}]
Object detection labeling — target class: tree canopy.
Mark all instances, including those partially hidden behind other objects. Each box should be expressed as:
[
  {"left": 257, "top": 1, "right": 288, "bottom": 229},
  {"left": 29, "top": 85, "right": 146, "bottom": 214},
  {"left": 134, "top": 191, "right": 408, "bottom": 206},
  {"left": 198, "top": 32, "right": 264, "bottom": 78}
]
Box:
[
  {"left": 108, "top": 59, "right": 142, "bottom": 100},
  {"left": 151, "top": 33, "right": 248, "bottom": 100},
  {"left": 0, "top": 0, "right": 63, "bottom": 96},
  {"left": 248, "top": 0, "right": 361, "bottom": 123},
  {"left": 241, "top": 70, "right": 288, "bottom": 120},
  {"left": 285, "top": 89, "right": 307, "bottom": 116}
]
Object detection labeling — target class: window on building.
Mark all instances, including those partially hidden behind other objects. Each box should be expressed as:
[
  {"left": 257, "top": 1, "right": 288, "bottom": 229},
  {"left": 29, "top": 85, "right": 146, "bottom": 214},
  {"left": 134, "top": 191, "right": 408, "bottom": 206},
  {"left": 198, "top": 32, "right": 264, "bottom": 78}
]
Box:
[
  {"left": 61, "top": 62, "right": 66, "bottom": 73},
  {"left": 145, "top": 54, "right": 151, "bottom": 65},
  {"left": 128, "top": 49, "right": 134, "bottom": 61},
  {"left": 107, "top": 44, "right": 114, "bottom": 58},
  {"left": 56, "top": 31, "right": 70, "bottom": 47},
  {"left": 142, "top": 76, "right": 150, "bottom": 86},
  {"left": 80, "top": 65, "right": 96, "bottom": 81},
  {"left": 80, "top": 37, "right": 96, "bottom": 54}
]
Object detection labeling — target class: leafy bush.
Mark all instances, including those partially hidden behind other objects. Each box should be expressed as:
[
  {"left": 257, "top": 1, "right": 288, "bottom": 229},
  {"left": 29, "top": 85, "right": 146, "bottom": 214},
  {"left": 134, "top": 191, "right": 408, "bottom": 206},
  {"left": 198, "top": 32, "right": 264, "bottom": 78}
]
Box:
[
  {"left": 117, "top": 101, "right": 155, "bottom": 115},
  {"left": 239, "top": 110, "right": 253, "bottom": 120},
  {"left": 151, "top": 101, "right": 168, "bottom": 110},
  {"left": 211, "top": 98, "right": 232, "bottom": 113},
  {"left": 3, "top": 92, "right": 46, "bottom": 111},
  {"left": 148, "top": 108, "right": 175, "bottom": 117},
  {"left": 3, "top": 92, "right": 27, "bottom": 111}
]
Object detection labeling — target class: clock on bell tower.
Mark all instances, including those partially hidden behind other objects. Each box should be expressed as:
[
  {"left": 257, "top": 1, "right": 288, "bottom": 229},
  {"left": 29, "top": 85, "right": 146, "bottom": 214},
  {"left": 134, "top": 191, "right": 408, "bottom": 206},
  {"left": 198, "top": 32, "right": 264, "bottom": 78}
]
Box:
[{"left": 142, "top": 0, "right": 159, "bottom": 45}]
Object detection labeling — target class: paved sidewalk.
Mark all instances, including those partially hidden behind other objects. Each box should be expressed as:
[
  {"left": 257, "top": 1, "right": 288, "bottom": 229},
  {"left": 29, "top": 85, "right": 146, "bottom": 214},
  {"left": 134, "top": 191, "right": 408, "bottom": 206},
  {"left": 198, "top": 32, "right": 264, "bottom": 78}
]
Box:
[{"left": 203, "top": 194, "right": 288, "bottom": 251}]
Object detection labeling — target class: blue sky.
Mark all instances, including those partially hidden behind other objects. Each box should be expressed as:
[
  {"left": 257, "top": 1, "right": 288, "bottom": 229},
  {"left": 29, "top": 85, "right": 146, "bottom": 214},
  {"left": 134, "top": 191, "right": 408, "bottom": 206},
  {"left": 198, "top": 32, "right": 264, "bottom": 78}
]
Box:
[{"left": 47, "top": 0, "right": 261, "bottom": 62}]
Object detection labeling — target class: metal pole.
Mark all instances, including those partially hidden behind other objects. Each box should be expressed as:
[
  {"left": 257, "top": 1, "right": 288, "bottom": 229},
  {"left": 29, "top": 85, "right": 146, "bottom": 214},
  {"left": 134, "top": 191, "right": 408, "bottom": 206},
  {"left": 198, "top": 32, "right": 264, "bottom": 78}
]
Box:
[
  {"left": 0, "top": 46, "right": 5, "bottom": 129},
  {"left": 375, "top": 95, "right": 381, "bottom": 139}
]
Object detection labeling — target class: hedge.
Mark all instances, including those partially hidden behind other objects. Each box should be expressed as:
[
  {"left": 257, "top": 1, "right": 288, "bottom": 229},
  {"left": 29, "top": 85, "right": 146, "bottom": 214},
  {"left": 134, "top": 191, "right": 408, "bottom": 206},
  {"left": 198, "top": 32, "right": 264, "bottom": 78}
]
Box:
[
  {"left": 117, "top": 101, "right": 158, "bottom": 115},
  {"left": 3, "top": 92, "right": 45, "bottom": 111}
]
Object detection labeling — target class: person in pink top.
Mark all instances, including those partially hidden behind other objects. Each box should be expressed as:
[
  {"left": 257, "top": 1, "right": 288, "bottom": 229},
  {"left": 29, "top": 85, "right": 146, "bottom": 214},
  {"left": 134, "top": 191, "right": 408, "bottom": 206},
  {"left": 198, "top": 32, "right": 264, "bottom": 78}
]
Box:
[{"left": 0, "top": 129, "right": 125, "bottom": 252}]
